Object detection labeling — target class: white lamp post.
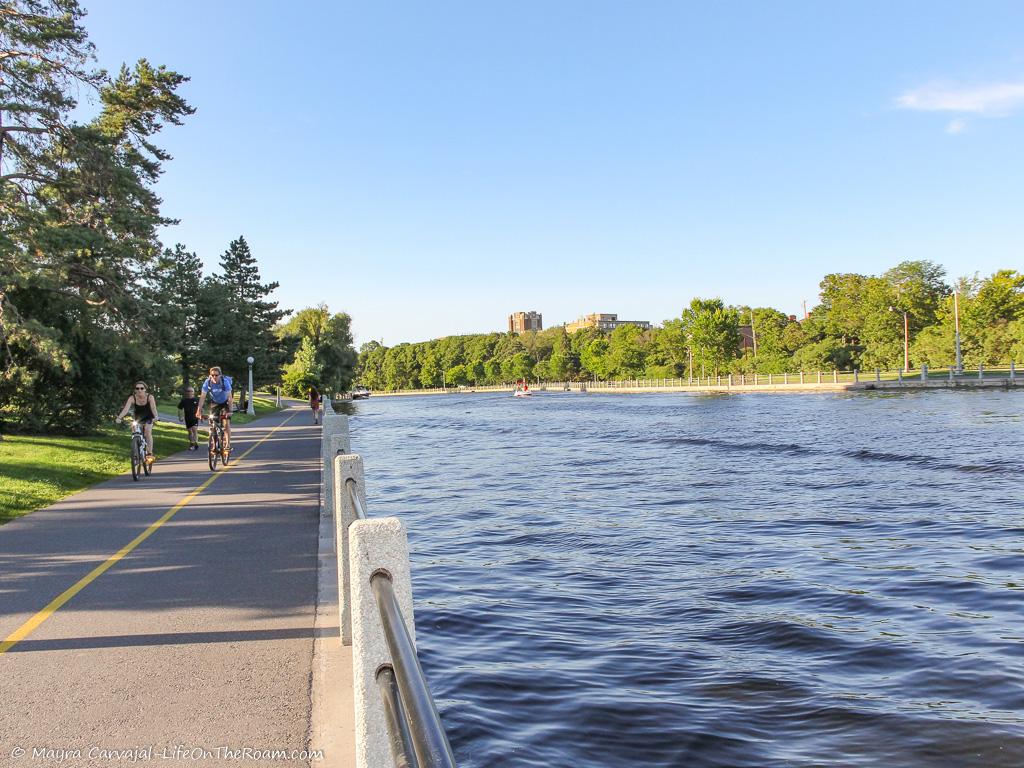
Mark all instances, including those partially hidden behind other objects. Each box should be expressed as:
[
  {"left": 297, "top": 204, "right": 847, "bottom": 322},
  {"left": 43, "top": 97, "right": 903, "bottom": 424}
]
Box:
[
  {"left": 246, "top": 356, "right": 255, "bottom": 415},
  {"left": 889, "top": 306, "right": 909, "bottom": 372}
]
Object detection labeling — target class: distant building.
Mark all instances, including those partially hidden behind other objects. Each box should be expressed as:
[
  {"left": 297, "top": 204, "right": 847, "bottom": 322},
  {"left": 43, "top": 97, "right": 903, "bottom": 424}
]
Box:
[
  {"left": 508, "top": 311, "right": 543, "bottom": 334},
  {"left": 565, "top": 313, "right": 652, "bottom": 334}
]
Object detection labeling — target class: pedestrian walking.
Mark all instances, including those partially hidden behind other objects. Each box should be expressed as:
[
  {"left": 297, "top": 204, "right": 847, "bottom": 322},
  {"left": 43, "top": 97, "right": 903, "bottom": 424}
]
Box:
[
  {"left": 177, "top": 386, "right": 200, "bottom": 450},
  {"left": 309, "top": 386, "right": 323, "bottom": 424}
]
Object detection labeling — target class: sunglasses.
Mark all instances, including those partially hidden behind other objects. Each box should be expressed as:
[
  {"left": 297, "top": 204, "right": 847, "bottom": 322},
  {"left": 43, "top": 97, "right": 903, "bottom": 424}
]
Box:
[{"left": 135, "top": 386, "right": 146, "bottom": 391}]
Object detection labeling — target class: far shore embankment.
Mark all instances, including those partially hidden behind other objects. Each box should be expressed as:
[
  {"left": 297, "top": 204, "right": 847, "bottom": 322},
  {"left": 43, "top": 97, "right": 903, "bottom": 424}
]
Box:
[{"left": 363, "top": 371, "right": 1024, "bottom": 399}]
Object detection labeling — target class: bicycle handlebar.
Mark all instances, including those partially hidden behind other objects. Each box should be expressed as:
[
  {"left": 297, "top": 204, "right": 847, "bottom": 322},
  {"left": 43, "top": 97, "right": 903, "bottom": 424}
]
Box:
[{"left": 200, "top": 413, "right": 232, "bottom": 422}]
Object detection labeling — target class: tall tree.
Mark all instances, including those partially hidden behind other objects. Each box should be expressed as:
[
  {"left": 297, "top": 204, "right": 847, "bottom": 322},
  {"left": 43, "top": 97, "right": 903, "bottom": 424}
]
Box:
[
  {"left": 281, "top": 337, "right": 322, "bottom": 396},
  {"left": 199, "top": 236, "right": 288, "bottom": 392},
  {"left": 1, "top": 4, "right": 193, "bottom": 430},
  {"left": 883, "top": 260, "right": 949, "bottom": 328},
  {"left": 607, "top": 324, "right": 647, "bottom": 378},
  {"left": 681, "top": 298, "right": 740, "bottom": 376},
  {"left": 963, "top": 270, "right": 1024, "bottom": 364},
  {"left": 356, "top": 340, "right": 386, "bottom": 389},
  {"left": 382, "top": 344, "right": 417, "bottom": 390},
  {"left": 547, "top": 328, "right": 577, "bottom": 380},
  {"left": 145, "top": 244, "right": 202, "bottom": 388},
  {"left": 278, "top": 304, "right": 357, "bottom": 395},
  {"left": 0, "top": 0, "right": 102, "bottom": 191},
  {"left": 733, "top": 307, "right": 795, "bottom": 374}
]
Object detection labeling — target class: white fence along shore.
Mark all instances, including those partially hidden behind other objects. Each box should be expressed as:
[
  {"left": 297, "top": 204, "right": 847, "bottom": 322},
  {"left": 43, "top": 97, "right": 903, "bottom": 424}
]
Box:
[{"left": 365, "top": 363, "right": 1024, "bottom": 397}]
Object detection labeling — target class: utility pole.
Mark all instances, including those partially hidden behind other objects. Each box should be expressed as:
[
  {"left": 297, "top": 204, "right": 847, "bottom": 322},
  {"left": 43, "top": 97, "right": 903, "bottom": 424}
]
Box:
[
  {"left": 889, "top": 306, "right": 910, "bottom": 372},
  {"left": 953, "top": 289, "right": 963, "bottom": 374},
  {"left": 750, "top": 310, "right": 757, "bottom": 358},
  {"left": 903, "top": 311, "right": 910, "bottom": 372}
]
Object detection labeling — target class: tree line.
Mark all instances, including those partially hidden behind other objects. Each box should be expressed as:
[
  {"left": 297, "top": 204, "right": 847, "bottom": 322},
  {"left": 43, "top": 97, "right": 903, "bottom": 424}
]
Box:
[
  {"left": 356, "top": 261, "right": 1024, "bottom": 391},
  {"left": 0, "top": 1, "right": 356, "bottom": 433}
]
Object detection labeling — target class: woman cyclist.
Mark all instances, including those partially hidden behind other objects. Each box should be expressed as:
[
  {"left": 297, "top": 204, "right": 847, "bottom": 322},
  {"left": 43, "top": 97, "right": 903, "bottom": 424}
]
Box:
[{"left": 116, "top": 380, "right": 160, "bottom": 462}]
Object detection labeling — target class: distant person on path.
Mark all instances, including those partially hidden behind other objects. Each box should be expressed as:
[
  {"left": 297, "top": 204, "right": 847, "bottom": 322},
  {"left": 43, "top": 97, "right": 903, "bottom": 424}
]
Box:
[
  {"left": 177, "top": 386, "right": 200, "bottom": 450},
  {"left": 115, "top": 380, "right": 160, "bottom": 462},
  {"left": 196, "top": 366, "right": 233, "bottom": 449},
  {"left": 309, "top": 386, "right": 322, "bottom": 424}
]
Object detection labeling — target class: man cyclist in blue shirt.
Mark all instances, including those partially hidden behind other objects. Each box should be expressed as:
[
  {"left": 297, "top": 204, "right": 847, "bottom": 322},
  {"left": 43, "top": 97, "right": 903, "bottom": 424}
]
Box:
[{"left": 195, "top": 366, "right": 234, "bottom": 450}]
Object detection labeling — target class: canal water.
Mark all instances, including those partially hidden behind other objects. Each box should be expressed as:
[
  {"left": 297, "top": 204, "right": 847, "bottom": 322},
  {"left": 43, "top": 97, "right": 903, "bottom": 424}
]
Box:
[{"left": 348, "top": 390, "right": 1024, "bottom": 767}]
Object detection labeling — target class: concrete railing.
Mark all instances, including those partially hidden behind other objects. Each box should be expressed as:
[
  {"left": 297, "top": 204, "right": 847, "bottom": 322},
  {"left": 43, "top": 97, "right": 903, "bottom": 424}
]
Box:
[{"left": 321, "top": 398, "right": 456, "bottom": 768}]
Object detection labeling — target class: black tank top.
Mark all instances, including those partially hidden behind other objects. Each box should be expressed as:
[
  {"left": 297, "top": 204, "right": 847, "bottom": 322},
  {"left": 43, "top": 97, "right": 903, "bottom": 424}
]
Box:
[{"left": 132, "top": 396, "right": 155, "bottom": 421}]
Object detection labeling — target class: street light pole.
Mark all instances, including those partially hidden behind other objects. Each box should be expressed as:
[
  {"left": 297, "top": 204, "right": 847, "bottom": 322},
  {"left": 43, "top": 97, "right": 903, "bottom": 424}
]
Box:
[
  {"left": 889, "top": 306, "right": 910, "bottom": 372},
  {"left": 246, "top": 356, "right": 255, "bottom": 415},
  {"left": 953, "top": 289, "right": 963, "bottom": 374},
  {"left": 902, "top": 311, "right": 909, "bottom": 373}
]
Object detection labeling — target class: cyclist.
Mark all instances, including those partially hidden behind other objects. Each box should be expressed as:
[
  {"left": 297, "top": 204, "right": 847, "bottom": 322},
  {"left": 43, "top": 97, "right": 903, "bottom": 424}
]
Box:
[
  {"left": 115, "top": 380, "right": 160, "bottom": 463},
  {"left": 195, "top": 366, "right": 233, "bottom": 449}
]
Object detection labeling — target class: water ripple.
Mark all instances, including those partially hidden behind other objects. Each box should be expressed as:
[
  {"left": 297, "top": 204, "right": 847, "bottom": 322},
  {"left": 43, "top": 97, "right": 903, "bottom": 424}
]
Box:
[{"left": 352, "top": 390, "right": 1024, "bottom": 766}]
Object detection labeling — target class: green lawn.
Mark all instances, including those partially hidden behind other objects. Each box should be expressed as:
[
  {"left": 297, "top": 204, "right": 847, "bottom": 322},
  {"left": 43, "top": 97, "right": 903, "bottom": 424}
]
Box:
[
  {"left": 228, "top": 396, "right": 279, "bottom": 425},
  {"left": 0, "top": 396, "right": 280, "bottom": 525},
  {"left": 158, "top": 395, "right": 278, "bottom": 425}
]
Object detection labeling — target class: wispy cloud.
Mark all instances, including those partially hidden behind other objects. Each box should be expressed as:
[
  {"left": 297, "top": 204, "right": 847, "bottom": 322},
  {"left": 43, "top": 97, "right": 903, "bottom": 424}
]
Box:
[
  {"left": 896, "top": 80, "right": 1024, "bottom": 116},
  {"left": 946, "top": 118, "right": 968, "bottom": 135}
]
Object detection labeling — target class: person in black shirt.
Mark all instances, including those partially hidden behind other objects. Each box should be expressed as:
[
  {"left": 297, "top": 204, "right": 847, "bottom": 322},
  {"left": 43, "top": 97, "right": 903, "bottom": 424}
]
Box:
[{"left": 177, "top": 386, "right": 200, "bottom": 450}]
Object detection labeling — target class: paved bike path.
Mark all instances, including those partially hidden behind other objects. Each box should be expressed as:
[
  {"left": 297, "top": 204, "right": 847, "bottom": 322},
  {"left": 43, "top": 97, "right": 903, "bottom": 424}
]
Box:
[{"left": 0, "top": 403, "right": 329, "bottom": 766}]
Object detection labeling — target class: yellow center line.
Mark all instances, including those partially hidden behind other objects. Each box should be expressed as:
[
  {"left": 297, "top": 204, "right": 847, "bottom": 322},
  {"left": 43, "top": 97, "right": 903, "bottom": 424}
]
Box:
[{"left": 0, "top": 410, "right": 299, "bottom": 655}]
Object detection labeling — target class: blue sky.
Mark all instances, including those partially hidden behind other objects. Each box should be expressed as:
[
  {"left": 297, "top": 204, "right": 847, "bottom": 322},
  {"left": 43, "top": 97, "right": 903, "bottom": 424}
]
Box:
[{"left": 82, "top": 1, "right": 1024, "bottom": 345}]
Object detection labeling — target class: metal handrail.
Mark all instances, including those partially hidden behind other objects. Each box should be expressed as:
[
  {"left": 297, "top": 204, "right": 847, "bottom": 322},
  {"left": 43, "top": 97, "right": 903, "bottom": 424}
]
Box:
[
  {"left": 371, "top": 572, "right": 456, "bottom": 768},
  {"left": 378, "top": 665, "right": 417, "bottom": 768},
  {"left": 345, "top": 477, "right": 367, "bottom": 520}
]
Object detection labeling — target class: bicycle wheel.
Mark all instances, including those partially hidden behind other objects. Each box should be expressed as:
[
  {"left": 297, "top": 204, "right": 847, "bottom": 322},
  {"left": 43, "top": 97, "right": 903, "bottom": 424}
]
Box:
[
  {"left": 209, "top": 431, "right": 219, "bottom": 471},
  {"left": 131, "top": 438, "right": 141, "bottom": 481}
]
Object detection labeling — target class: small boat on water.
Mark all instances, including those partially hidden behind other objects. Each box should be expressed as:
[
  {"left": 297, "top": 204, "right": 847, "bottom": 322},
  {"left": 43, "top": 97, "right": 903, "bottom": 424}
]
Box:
[
  {"left": 351, "top": 386, "right": 371, "bottom": 400},
  {"left": 513, "top": 381, "right": 532, "bottom": 398}
]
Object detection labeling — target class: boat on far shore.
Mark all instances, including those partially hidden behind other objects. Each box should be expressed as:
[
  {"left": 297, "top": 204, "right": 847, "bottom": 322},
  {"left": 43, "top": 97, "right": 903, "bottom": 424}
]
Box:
[
  {"left": 351, "top": 386, "right": 371, "bottom": 400},
  {"left": 513, "top": 381, "right": 532, "bottom": 398}
]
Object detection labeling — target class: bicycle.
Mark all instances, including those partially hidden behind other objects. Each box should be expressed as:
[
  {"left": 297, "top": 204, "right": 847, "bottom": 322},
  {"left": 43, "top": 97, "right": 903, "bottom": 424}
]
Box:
[
  {"left": 127, "top": 420, "right": 152, "bottom": 481},
  {"left": 206, "top": 411, "right": 231, "bottom": 471}
]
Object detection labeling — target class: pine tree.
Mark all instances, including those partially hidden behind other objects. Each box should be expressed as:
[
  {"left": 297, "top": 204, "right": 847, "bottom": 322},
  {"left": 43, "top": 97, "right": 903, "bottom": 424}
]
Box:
[
  {"left": 145, "top": 244, "right": 202, "bottom": 388},
  {"left": 198, "top": 236, "right": 288, "bottom": 393},
  {"left": 1, "top": 2, "right": 193, "bottom": 431}
]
